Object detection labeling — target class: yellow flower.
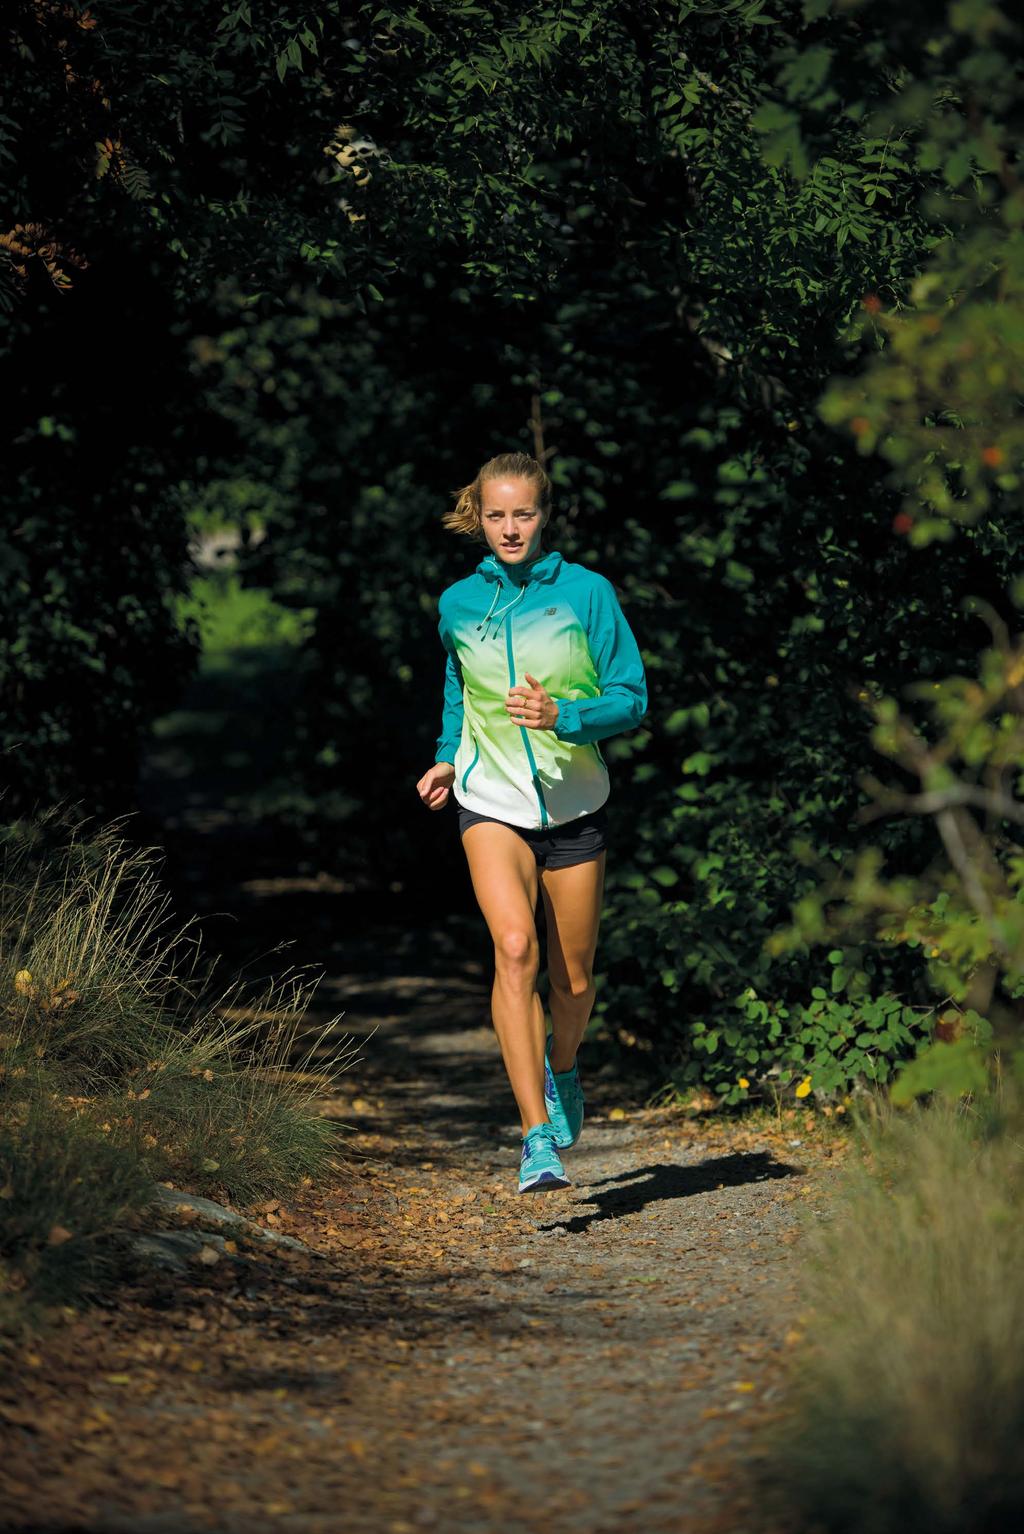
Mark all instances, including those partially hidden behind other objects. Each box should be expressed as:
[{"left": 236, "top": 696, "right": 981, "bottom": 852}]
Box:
[
  {"left": 738, "top": 1076, "right": 750, "bottom": 1089},
  {"left": 795, "top": 1076, "right": 812, "bottom": 1098}
]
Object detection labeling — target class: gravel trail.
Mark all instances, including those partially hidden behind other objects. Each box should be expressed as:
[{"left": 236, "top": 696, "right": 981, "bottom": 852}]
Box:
[{"left": 1, "top": 906, "right": 839, "bottom": 1534}]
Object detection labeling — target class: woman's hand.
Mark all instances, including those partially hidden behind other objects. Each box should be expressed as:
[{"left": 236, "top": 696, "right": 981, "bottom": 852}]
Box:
[
  {"left": 416, "top": 761, "right": 455, "bottom": 810},
  {"left": 506, "top": 672, "right": 559, "bottom": 730}
]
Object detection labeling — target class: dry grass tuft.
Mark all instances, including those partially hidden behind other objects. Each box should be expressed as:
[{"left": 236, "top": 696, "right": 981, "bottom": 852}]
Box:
[
  {"left": 759, "top": 1080, "right": 1024, "bottom": 1534},
  {"left": 1, "top": 806, "right": 359, "bottom": 1320}
]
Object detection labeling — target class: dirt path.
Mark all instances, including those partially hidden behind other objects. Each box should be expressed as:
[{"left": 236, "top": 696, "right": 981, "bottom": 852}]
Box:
[{"left": 1, "top": 898, "right": 843, "bottom": 1534}]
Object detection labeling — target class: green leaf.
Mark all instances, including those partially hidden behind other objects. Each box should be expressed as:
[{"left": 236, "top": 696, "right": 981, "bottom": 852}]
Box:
[{"left": 890, "top": 1039, "right": 991, "bottom": 1106}]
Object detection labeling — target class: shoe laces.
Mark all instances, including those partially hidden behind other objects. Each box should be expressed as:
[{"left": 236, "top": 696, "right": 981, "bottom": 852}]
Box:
[{"left": 521, "top": 1124, "right": 557, "bottom": 1163}]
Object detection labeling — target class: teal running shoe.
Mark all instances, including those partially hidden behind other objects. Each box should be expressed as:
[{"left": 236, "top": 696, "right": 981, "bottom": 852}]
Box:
[
  {"left": 544, "top": 1032, "right": 585, "bottom": 1150},
  {"left": 518, "top": 1122, "right": 571, "bottom": 1194}
]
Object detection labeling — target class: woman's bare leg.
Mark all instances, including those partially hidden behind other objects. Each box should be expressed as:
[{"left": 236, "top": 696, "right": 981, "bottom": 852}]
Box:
[
  {"left": 460, "top": 822, "right": 548, "bottom": 1135},
  {"left": 539, "top": 852, "right": 606, "bottom": 1073}
]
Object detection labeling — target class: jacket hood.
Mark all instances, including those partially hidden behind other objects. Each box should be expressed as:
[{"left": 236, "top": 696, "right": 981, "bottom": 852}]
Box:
[
  {"left": 477, "top": 548, "right": 564, "bottom": 588},
  {"left": 472, "top": 548, "right": 563, "bottom": 641}
]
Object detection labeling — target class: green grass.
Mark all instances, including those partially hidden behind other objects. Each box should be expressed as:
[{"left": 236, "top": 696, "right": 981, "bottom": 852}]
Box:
[
  {"left": 173, "top": 568, "right": 315, "bottom": 664},
  {"left": 758, "top": 1079, "right": 1024, "bottom": 1534},
  {"left": 0, "top": 1070, "right": 158, "bottom": 1327},
  {"left": 0, "top": 806, "right": 355, "bottom": 1325}
]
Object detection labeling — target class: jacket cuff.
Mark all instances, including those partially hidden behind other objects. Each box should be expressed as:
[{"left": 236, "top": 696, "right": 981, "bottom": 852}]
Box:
[{"left": 553, "top": 700, "right": 581, "bottom": 740}]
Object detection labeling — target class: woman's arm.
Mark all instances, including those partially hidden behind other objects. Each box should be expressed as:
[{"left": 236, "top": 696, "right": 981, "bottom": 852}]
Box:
[
  {"left": 434, "top": 643, "right": 465, "bottom": 766},
  {"left": 552, "top": 575, "right": 647, "bottom": 746}
]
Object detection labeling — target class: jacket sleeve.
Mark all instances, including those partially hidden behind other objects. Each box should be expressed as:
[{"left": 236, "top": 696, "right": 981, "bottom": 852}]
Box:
[
  {"left": 553, "top": 575, "right": 647, "bottom": 746},
  {"left": 434, "top": 619, "right": 465, "bottom": 765}
]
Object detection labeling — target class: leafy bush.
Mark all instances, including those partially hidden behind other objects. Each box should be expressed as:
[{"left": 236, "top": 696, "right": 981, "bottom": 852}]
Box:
[{"left": 681, "top": 983, "right": 942, "bottom": 1106}]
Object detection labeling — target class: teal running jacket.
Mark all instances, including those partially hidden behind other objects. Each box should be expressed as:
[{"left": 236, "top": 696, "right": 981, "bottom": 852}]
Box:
[{"left": 433, "top": 548, "right": 647, "bottom": 829}]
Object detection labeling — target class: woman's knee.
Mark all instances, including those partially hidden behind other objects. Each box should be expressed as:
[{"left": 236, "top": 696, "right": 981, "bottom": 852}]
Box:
[
  {"left": 494, "top": 927, "right": 539, "bottom": 975},
  {"left": 550, "top": 967, "right": 595, "bottom": 1002}
]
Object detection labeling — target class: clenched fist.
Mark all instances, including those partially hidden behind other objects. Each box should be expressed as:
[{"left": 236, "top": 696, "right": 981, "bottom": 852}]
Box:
[{"left": 416, "top": 760, "right": 456, "bottom": 811}]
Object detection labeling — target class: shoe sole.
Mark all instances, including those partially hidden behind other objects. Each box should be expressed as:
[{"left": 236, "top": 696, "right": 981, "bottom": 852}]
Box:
[{"left": 518, "top": 1171, "right": 571, "bottom": 1193}]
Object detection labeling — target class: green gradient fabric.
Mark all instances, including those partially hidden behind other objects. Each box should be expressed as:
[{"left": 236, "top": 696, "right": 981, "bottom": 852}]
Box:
[{"left": 434, "top": 548, "right": 647, "bottom": 829}]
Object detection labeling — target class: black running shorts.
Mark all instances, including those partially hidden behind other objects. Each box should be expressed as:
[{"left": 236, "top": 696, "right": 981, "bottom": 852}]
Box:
[{"left": 456, "top": 802, "right": 608, "bottom": 870}]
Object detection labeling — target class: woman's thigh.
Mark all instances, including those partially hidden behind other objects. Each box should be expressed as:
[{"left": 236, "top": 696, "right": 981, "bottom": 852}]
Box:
[
  {"left": 460, "top": 822, "right": 541, "bottom": 953},
  {"left": 539, "top": 851, "right": 606, "bottom": 989}
]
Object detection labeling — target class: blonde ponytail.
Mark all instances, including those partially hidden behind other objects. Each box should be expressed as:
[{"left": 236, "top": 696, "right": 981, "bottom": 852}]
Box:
[{"left": 443, "top": 452, "right": 552, "bottom": 541}]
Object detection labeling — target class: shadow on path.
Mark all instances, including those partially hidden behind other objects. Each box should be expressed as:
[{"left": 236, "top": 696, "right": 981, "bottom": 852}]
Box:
[{"left": 541, "top": 1152, "right": 801, "bottom": 1234}]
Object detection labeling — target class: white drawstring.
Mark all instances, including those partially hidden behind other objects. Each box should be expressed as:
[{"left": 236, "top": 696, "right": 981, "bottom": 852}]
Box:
[{"left": 477, "top": 566, "right": 529, "bottom": 640}]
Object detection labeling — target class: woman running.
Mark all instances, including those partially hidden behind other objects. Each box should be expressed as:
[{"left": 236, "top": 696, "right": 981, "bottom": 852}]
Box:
[{"left": 415, "top": 452, "right": 648, "bottom": 1193}]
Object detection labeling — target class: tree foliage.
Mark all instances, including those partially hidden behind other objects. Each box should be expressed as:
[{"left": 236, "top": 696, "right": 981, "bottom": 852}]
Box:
[
  {"left": 794, "top": 2, "right": 1024, "bottom": 538},
  {"left": 4, "top": 0, "right": 1023, "bottom": 1101}
]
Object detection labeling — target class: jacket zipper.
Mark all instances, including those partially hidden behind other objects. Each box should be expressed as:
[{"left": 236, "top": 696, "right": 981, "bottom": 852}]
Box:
[
  {"left": 504, "top": 607, "right": 550, "bottom": 827},
  {"left": 461, "top": 732, "right": 480, "bottom": 792}
]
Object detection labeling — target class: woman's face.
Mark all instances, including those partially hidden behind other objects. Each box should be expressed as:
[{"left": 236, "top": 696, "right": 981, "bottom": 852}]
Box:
[{"left": 479, "top": 476, "right": 548, "bottom": 565}]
